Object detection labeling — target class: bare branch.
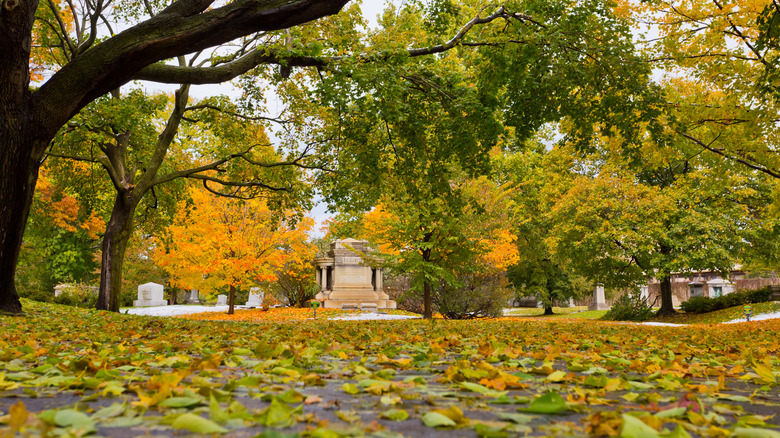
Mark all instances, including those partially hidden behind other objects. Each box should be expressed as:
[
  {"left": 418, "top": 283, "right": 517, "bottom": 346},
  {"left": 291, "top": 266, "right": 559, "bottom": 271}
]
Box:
[
  {"left": 678, "top": 131, "right": 780, "bottom": 179},
  {"left": 185, "top": 103, "right": 289, "bottom": 123}
]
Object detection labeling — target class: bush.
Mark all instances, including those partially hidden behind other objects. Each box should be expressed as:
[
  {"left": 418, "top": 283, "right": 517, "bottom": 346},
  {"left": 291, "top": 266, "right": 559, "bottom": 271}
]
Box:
[
  {"left": 680, "top": 287, "right": 774, "bottom": 314},
  {"left": 52, "top": 283, "right": 98, "bottom": 309},
  {"left": 601, "top": 289, "right": 654, "bottom": 322},
  {"left": 434, "top": 273, "right": 513, "bottom": 319},
  {"left": 19, "top": 287, "right": 55, "bottom": 303}
]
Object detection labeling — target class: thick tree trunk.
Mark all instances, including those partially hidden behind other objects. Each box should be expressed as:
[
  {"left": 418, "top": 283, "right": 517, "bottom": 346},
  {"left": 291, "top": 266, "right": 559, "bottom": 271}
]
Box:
[
  {"left": 0, "top": 0, "right": 41, "bottom": 314},
  {"left": 0, "top": 132, "right": 39, "bottom": 314},
  {"left": 544, "top": 304, "right": 554, "bottom": 315},
  {"left": 228, "top": 284, "right": 236, "bottom": 315},
  {"left": 96, "top": 195, "right": 137, "bottom": 312},
  {"left": 656, "top": 275, "right": 677, "bottom": 316}
]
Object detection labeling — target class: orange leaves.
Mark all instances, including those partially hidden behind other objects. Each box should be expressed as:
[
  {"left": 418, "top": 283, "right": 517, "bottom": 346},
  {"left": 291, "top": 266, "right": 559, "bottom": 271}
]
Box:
[
  {"left": 180, "top": 307, "right": 348, "bottom": 323},
  {"left": 154, "top": 187, "right": 315, "bottom": 298}
]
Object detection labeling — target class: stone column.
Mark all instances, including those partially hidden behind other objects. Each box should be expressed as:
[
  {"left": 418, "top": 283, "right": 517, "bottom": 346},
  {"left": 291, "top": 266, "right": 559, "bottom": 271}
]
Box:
[
  {"left": 320, "top": 267, "right": 327, "bottom": 290},
  {"left": 315, "top": 267, "right": 321, "bottom": 289},
  {"left": 640, "top": 285, "right": 649, "bottom": 305},
  {"left": 589, "top": 285, "right": 609, "bottom": 310},
  {"left": 375, "top": 267, "right": 383, "bottom": 292}
]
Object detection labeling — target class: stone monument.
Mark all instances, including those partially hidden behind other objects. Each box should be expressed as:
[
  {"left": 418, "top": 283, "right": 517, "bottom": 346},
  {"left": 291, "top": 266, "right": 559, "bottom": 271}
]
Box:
[
  {"left": 216, "top": 295, "right": 228, "bottom": 306},
  {"left": 184, "top": 290, "right": 200, "bottom": 304},
  {"left": 314, "top": 238, "right": 396, "bottom": 310},
  {"left": 133, "top": 282, "right": 168, "bottom": 307},
  {"left": 589, "top": 285, "right": 610, "bottom": 311},
  {"left": 246, "top": 288, "right": 263, "bottom": 308},
  {"left": 707, "top": 277, "right": 734, "bottom": 298}
]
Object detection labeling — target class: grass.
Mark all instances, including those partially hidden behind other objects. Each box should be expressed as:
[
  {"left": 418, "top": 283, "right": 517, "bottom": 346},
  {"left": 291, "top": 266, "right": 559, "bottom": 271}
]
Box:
[{"left": 649, "top": 301, "right": 780, "bottom": 325}]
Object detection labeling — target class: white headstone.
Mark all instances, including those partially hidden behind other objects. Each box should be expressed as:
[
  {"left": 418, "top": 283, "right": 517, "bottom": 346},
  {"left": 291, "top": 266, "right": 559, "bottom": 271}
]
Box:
[
  {"left": 568, "top": 297, "right": 575, "bottom": 307},
  {"left": 185, "top": 290, "right": 200, "bottom": 304},
  {"left": 216, "top": 295, "right": 228, "bottom": 306},
  {"left": 133, "top": 282, "right": 167, "bottom": 307},
  {"left": 589, "top": 285, "right": 609, "bottom": 311},
  {"left": 246, "top": 288, "right": 263, "bottom": 308}
]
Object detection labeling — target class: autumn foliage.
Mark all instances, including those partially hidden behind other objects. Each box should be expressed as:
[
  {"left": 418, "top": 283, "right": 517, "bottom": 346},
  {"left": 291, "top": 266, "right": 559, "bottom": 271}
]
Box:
[{"left": 154, "top": 188, "right": 314, "bottom": 312}]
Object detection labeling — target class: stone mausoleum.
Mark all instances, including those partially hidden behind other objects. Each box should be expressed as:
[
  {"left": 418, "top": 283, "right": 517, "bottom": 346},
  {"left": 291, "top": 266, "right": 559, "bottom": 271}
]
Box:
[{"left": 314, "top": 238, "right": 396, "bottom": 310}]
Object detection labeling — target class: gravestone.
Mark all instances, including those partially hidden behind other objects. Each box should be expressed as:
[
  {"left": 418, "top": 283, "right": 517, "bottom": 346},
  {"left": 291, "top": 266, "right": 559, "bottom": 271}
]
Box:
[
  {"left": 568, "top": 297, "right": 575, "bottom": 307},
  {"left": 589, "top": 285, "right": 610, "bottom": 311},
  {"left": 184, "top": 290, "right": 200, "bottom": 304},
  {"left": 216, "top": 295, "right": 228, "bottom": 306},
  {"left": 246, "top": 288, "right": 263, "bottom": 308},
  {"left": 133, "top": 282, "right": 167, "bottom": 307},
  {"left": 314, "top": 238, "right": 396, "bottom": 310},
  {"left": 54, "top": 284, "right": 65, "bottom": 297}
]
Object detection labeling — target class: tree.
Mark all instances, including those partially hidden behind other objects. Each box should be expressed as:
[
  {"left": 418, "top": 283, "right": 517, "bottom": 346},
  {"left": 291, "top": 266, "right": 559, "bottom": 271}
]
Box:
[
  {"left": 0, "top": 0, "right": 349, "bottom": 313},
  {"left": 498, "top": 144, "right": 592, "bottom": 314},
  {"left": 545, "top": 145, "right": 775, "bottom": 315},
  {"left": 155, "top": 187, "right": 313, "bottom": 314},
  {"left": 16, "top": 168, "right": 104, "bottom": 295},
  {"left": 635, "top": 0, "right": 780, "bottom": 178},
  {"left": 49, "top": 87, "right": 307, "bottom": 312},
  {"left": 362, "top": 176, "right": 517, "bottom": 319}
]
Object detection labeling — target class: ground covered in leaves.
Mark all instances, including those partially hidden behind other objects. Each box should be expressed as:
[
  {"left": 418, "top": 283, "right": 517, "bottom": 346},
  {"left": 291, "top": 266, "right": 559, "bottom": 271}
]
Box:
[{"left": 1, "top": 300, "right": 779, "bottom": 437}]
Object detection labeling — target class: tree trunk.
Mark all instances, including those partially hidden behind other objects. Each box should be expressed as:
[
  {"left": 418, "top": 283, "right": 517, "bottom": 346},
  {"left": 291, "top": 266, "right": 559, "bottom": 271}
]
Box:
[
  {"left": 96, "top": 194, "right": 137, "bottom": 312},
  {"left": 0, "top": 1, "right": 41, "bottom": 314},
  {"left": 228, "top": 284, "right": 235, "bottom": 315},
  {"left": 423, "top": 281, "right": 432, "bottom": 319},
  {"left": 0, "top": 133, "right": 39, "bottom": 314},
  {"left": 544, "top": 304, "right": 554, "bottom": 315},
  {"left": 656, "top": 275, "right": 677, "bottom": 316}
]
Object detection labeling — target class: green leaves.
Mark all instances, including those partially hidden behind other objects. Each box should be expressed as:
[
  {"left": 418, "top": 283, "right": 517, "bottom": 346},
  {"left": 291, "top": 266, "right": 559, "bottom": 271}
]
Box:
[
  {"left": 520, "top": 392, "right": 569, "bottom": 414},
  {"left": 171, "top": 413, "right": 228, "bottom": 434},
  {"left": 421, "top": 412, "right": 457, "bottom": 428}
]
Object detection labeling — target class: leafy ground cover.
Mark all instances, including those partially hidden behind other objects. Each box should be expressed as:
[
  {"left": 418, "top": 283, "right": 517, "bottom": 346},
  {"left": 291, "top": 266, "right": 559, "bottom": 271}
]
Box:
[
  {"left": 1, "top": 299, "right": 779, "bottom": 437},
  {"left": 180, "top": 308, "right": 420, "bottom": 323}
]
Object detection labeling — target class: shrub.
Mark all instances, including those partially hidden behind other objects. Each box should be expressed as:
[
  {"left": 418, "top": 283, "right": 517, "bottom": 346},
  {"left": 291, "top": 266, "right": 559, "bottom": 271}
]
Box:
[
  {"left": 680, "top": 287, "right": 774, "bottom": 314},
  {"left": 601, "top": 289, "right": 654, "bottom": 322},
  {"left": 52, "top": 283, "right": 98, "bottom": 309},
  {"left": 434, "top": 273, "right": 512, "bottom": 319},
  {"left": 19, "top": 287, "right": 55, "bottom": 303}
]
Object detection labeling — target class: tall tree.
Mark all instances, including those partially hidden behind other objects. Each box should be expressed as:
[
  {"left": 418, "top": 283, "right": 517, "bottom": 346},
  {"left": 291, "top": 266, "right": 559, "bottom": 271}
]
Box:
[
  {"left": 0, "top": 0, "right": 349, "bottom": 313},
  {"left": 497, "top": 143, "right": 592, "bottom": 314}
]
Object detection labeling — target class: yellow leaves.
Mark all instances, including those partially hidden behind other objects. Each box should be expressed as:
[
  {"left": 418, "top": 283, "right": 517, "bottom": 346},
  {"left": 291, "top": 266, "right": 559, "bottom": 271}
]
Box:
[
  {"left": 741, "top": 361, "right": 777, "bottom": 386},
  {"left": 132, "top": 372, "right": 188, "bottom": 408}
]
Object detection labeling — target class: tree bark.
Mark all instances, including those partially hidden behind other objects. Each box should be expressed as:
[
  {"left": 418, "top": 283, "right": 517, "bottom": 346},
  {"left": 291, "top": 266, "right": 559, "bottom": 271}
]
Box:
[
  {"left": 96, "top": 194, "right": 138, "bottom": 312},
  {"left": 0, "top": 130, "right": 39, "bottom": 314},
  {"left": 228, "top": 284, "right": 236, "bottom": 315},
  {"left": 0, "top": 0, "right": 40, "bottom": 314},
  {"left": 543, "top": 304, "right": 554, "bottom": 315},
  {"left": 423, "top": 281, "right": 433, "bottom": 319},
  {"left": 656, "top": 275, "right": 677, "bottom": 316}
]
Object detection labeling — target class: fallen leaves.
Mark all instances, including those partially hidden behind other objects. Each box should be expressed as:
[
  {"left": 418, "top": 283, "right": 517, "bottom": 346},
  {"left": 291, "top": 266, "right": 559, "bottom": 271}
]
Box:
[{"left": 0, "top": 299, "right": 778, "bottom": 437}]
